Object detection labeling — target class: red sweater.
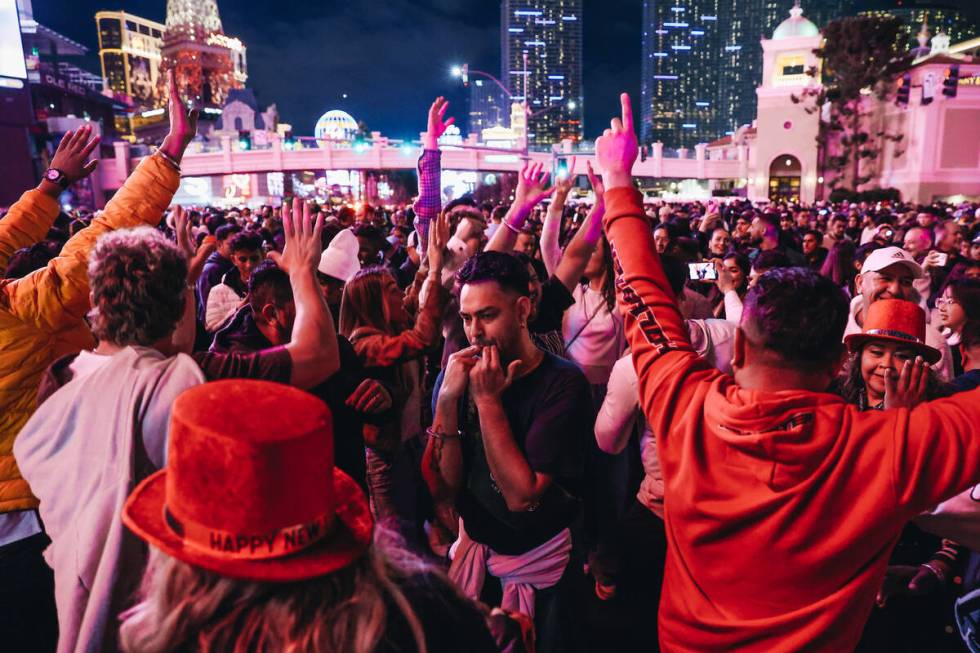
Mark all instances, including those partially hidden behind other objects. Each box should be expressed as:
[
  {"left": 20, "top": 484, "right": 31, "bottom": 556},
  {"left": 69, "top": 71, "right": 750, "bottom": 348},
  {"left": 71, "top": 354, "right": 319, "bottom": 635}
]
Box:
[{"left": 603, "top": 187, "right": 980, "bottom": 652}]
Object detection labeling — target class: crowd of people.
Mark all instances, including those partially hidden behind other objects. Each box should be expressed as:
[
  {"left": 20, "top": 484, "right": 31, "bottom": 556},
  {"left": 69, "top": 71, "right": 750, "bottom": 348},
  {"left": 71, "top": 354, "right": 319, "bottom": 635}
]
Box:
[{"left": 1, "top": 70, "right": 980, "bottom": 653}]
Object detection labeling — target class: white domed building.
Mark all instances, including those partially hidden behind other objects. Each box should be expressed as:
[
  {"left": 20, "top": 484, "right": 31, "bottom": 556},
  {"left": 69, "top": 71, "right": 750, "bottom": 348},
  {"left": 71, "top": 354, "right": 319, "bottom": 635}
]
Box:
[{"left": 314, "top": 110, "right": 359, "bottom": 143}]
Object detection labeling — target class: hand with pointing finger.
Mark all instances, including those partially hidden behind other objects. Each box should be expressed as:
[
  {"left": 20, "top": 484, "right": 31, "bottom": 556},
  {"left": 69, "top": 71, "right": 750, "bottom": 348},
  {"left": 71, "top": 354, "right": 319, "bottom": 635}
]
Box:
[{"left": 595, "top": 92, "right": 639, "bottom": 191}]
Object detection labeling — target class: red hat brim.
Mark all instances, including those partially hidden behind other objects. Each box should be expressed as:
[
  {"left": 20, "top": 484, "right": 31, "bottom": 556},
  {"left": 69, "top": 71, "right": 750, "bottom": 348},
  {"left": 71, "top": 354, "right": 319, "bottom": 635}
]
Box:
[
  {"left": 844, "top": 332, "right": 942, "bottom": 365},
  {"left": 122, "top": 468, "right": 373, "bottom": 582}
]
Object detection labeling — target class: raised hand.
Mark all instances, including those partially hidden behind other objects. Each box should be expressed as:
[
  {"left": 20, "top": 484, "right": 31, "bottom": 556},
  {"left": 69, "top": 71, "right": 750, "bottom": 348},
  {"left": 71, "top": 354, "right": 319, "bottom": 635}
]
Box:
[
  {"left": 883, "top": 357, "right": 929, "bottom": 410},
  {"left": 469, "top": 345, "right": 521, "bottom": 402},
  {"left": 554, "top": 156, "right": 577, "bottom": 199},
  {"left": 426, "top": 209, "right": 451, "bottom": 273},
  {"left": 44, "top": 124, "right": 101, "bottom": 191},
  {"left": 595, "top": 92, "right": 639, "bottom": 190},
  {"left": 514, "top": 161, "right": 556, "bottom": 211},
  {"left": 424, "top": 97, "right": 456, "bottom": 149},
  {"left": 586, "top": 160, "right": 605, "bottom": 206},
  {"left": 268, "top": 197, "right": 324, "bottom": 276},
  {"left": 159, "top": 68, "right": 200, "bottom": 164},
  {"left": 172, "top": 205, "right": 195, "bottom": 260}
]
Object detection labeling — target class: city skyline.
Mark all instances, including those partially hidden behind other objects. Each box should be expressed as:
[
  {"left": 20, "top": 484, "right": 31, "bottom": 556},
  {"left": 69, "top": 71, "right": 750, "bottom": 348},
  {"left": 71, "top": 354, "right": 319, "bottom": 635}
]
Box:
[
  {"left": 640, "top": 0, "right": 852, "bottom": 149},
  {"left": 25, "top": 0, "right": 980, "bottom": 146},
  {"left": 501, "top": 0, "right": 584, "bottom": 145}
]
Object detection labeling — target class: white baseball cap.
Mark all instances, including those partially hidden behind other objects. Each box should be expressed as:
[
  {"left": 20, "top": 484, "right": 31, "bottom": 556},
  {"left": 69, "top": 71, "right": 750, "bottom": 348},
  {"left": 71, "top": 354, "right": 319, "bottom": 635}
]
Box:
[
  {"left": 861, "top": 246, "right": 923, "bottom": 279},
  {"left": 317, "top": 229, "right": 360, "bottom": 282}
]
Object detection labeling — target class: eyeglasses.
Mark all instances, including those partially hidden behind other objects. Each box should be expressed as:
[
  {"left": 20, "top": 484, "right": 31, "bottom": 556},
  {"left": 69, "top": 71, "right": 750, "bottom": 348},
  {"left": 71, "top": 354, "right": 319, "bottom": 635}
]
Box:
[
  {"left": 936, "top": 297, "right": 958, "bottom": 308},
  {"left": 235, "top": 254, "right": 262, "bottom": 264}
]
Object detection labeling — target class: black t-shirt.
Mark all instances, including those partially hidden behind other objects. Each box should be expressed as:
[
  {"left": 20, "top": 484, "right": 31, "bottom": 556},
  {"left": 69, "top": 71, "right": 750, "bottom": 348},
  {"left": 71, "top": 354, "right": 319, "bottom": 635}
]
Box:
[
  {"left": 529, "top": 276, "right": 575, "bottom": 358},
  {"left": 432, "top": 352, "right": 591, "bottom": 554}
]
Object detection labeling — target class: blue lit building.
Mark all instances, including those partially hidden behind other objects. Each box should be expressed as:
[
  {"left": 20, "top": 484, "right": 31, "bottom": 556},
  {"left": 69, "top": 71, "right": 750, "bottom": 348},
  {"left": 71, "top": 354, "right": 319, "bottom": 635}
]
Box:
[
  {"left": 501, "top": 0, "right": 583, "bottom": 146},
  {"left": 641, "top": 1, "right": 852, "bottom": 148}
]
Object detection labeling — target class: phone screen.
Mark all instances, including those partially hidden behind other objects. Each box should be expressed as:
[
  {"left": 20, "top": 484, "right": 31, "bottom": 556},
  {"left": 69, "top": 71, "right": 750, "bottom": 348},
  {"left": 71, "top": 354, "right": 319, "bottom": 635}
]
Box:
[
  {"left": 688, "top": 262, "right": 718, "bottom": 281},
  {"left": 553, "top": 158, "right": 570, "bottom": 182}
]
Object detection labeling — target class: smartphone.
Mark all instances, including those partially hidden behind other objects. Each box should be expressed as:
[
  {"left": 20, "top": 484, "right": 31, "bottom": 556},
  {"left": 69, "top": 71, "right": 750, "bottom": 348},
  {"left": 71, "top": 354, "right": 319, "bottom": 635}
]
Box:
[
  {"left": 553, "top": 158, "right": 570, "bottom": 182},
  {"left": 935, "top": 252, "right": 948, "bottom": 267},
  {"left": 688, "top": 262, "right": 718, "bottom": 281}
]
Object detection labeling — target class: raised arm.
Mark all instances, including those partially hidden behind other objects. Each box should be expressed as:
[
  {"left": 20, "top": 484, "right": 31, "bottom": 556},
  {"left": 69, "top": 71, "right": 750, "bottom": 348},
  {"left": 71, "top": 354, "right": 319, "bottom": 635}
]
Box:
[
  {"left": 596, "top": 94, "right": 709, "bottom": 438},
  {"left": 268, "top": 197, "right": 340, "bottom": 389},
  {"left": 352, "top": 212, "right": 451, "bottom": 366},
  {"left": 4, "top": 69, "right": 198, "bottom": 331},
  {"left": 541, "top": 157, "right": 575, "bottom": 275},
  {"left": 0, "top": 126, "right": 100, "bottom": 273},
  {"left": 553, "top": 161, "right": 605, "bottom": 293},
  {"left": 413, "top": 97, "right": 454, "bottom": 251},
  {"left": 486, "top": 161, "right": 555, "bottom": 253}
]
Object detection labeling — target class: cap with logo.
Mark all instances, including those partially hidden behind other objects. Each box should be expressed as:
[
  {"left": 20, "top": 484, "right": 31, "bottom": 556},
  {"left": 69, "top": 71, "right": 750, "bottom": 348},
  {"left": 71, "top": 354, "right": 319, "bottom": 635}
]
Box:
[{"left": 861, "top": 246, "right": 924, "bottom": 279}]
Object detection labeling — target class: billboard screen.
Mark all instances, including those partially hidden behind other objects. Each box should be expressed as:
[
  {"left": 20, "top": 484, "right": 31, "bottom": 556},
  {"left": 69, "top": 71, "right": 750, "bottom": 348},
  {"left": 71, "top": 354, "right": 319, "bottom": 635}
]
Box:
[{"left": 0, "top": 0, "right": 26, "bottom": 80}]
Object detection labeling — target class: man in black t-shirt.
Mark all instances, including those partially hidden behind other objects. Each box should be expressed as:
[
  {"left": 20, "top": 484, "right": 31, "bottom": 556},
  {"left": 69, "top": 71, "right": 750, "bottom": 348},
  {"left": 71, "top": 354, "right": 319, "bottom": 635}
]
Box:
[{"left": 423, "top": 251, "right": 591, "bottom": 652}]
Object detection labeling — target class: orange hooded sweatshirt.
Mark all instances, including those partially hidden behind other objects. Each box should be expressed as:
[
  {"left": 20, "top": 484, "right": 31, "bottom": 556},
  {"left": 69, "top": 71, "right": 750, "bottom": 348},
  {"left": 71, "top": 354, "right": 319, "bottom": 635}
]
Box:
[{"left": 603, "top": 187, "right": 980, "bottom": 652}]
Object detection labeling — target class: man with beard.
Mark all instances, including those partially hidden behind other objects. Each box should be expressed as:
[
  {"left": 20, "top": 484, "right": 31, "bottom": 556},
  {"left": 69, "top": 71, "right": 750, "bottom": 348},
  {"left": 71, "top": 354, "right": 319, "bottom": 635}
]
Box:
[
  {"left": 748, "top": 213, "right": 805, "bottom": 266},
  {"left": 423, "top": 251, "right": 592, "bottom": 653}
]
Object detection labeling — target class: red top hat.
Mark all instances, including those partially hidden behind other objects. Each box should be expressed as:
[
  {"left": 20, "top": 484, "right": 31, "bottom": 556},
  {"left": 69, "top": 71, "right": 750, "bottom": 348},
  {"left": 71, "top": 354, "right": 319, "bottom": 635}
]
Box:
[
  {"left": 122, "top": 380, "right": 373, "bottom": 582},
  {"left": 844, "top": 299, "right": 942, "bottom": 365}
]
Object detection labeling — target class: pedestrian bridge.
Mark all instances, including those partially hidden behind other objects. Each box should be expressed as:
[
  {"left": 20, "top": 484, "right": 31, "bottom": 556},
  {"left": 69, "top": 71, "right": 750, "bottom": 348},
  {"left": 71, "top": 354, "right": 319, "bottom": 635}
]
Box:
[{"left": 99, "top": 135, "right": 749, "bottom": 192}]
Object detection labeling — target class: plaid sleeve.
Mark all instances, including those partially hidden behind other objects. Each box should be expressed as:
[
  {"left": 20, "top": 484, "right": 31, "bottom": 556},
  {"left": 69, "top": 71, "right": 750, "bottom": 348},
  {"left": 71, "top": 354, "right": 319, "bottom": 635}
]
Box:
[{"left": 413, "top": 148, "right": 442, "bottom": 250}]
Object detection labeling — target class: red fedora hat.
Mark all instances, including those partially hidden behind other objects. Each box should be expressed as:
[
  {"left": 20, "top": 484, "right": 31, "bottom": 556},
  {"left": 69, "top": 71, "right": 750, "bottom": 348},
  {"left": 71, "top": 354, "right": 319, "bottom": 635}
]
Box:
[
  {"left": 844, "top": 299, "right": 941, "bottom": 365},
  {"left": 122, "top": 380, "right": 373, "bottom": 582}
]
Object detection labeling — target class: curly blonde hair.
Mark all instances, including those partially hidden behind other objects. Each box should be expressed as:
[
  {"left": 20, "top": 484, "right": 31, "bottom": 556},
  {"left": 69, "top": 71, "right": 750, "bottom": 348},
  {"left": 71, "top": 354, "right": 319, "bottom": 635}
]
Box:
[
  {"left": 87, "top": 227, "right": 187, "bottom": 346},
  {"left": 119, "top": 531, "right": 433, "bottom": 653}
]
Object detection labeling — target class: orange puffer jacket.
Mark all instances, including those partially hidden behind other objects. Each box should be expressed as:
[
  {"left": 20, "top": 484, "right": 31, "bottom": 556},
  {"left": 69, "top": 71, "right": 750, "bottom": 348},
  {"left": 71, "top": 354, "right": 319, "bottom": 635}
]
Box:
[{"left": 0, "top": 155, "right": 179, "bottom": 512}]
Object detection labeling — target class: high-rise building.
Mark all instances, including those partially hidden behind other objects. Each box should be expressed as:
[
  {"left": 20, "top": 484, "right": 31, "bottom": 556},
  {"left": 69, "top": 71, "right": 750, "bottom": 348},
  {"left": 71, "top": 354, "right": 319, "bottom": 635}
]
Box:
[
  {"left": 641, "top": 0, "right": 724, "bottom": 149},
  {"left": 641, "top": 1, "right": 852, "bottom": 148},
  {"left": 857, "top": 1, "right": 978, "bottom": 49},
  {"left": 161, "top": 0, "right": 246, "bottom": 109},
  {"left": 468, "top": 78, "right": 509, "bottom": 137},
  {"left": 501, "top": 0, "right": 583, "bottom": 147},
  {"left": 95, "top": 11, "right": 165, "bottom": 111}
]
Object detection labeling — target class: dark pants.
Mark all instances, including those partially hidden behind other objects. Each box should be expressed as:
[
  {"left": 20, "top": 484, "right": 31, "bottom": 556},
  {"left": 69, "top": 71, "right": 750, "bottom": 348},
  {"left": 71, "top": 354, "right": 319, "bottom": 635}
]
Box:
[{"left": 0, "top": 533, "right": 58, "bottom": 653}]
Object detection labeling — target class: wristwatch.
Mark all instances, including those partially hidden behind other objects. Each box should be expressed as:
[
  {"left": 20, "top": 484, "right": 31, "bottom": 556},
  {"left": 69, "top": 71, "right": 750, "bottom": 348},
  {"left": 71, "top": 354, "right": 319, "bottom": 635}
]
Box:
[{"left": 44, "top": 168, "right": 71, "bottom": 189}]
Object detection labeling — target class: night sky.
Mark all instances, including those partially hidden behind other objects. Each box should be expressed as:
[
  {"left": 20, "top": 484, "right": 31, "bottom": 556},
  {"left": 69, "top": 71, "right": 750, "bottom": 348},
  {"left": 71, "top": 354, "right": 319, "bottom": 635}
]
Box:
[{"left": 34, "top": 0, "right": 641, "bottom": 141}]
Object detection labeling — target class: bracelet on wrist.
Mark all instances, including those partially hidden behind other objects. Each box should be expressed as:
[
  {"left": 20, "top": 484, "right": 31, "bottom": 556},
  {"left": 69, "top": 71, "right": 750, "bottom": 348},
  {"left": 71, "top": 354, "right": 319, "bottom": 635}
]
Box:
[
  {"left": 920, "top": 561, "right": 947, "bottom": 583},
  {"left": 426, "top": 426, "right": 462, "bottom": 441},
  {"left": 504, "top": 220, "right": 522, "bottom": 235},
  {"left": 155, "top": 148, "right": 181, "bottom": 172}
]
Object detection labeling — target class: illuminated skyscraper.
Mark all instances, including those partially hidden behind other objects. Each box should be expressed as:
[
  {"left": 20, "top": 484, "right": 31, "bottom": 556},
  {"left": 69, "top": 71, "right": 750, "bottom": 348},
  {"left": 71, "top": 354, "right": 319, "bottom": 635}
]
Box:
[
  {"left": 161, "top": 0, "right": 246, "bottom": 108},
  {"left": 96, "top": 11, "right": 165, "bottom": 111},
  {"left": 857, "top": 1, "right": 978, "bottom": 49},
  {"left": 641, "top": 0, "right": 723, "bottom": 148},
  {"left": 468, "top": 78, "right": 508, "bottom": 137},
  {"left": 501, "top": 0, "right": 583, "bottom": 147},
  {"left": 641, "top": 1, "right": 851, "bottom": 148}
]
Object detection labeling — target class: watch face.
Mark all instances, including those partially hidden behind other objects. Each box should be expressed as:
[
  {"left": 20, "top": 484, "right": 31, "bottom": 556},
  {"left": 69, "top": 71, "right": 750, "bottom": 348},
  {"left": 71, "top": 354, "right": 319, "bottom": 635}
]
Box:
[{"left": 45, "top": 169, "right": 60, "bottom": 182}]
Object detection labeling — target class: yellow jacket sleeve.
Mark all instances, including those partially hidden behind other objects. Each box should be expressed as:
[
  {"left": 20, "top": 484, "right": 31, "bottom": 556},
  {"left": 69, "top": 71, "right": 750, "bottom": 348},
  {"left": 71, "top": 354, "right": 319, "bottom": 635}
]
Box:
[
  {"left": 3, "top": 155, "right": 180, "bottom": 332},
  {"left": 0, "top": 188, "right": 60, "bottom": 274}
]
